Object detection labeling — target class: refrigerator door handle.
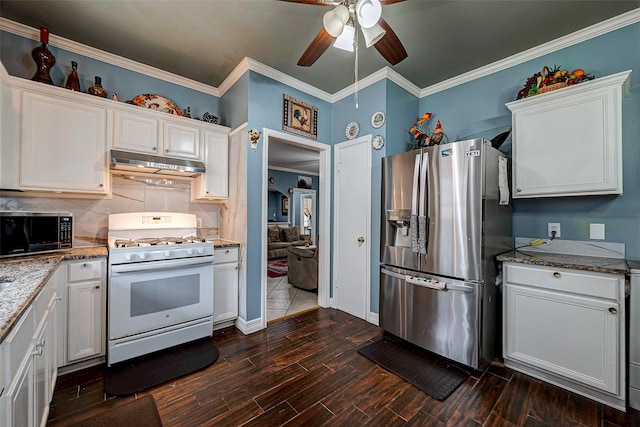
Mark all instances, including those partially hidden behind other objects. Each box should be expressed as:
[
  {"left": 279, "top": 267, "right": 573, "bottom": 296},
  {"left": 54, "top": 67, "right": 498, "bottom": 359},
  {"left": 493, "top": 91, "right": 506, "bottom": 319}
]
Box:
[
  {"left": 410, "top": 154, "right": 421, "bottom": 253},
  {"left": 381, "top": 267, "right": 405, "bottom": 280},
  {"left": 418, "top": 152, "right": 429, "bottom": 255}
]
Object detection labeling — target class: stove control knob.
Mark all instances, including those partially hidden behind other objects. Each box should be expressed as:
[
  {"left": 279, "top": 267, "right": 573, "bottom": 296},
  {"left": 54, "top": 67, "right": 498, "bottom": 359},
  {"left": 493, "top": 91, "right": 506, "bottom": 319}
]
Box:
[
  {"left": 187, "top": 248, "right": 194, "bottom": 255},
  {"left": 164, "top": 251, "right": 171, "bottom": 257},
  {"left": 139, "top": 252, "right": 147, "bottom": 260},
  {"left": 124, "top": 254, "right": 133, "bottom": 261},
  {"left": 197, "top": 248, "right": 205, "bottom": 254}
]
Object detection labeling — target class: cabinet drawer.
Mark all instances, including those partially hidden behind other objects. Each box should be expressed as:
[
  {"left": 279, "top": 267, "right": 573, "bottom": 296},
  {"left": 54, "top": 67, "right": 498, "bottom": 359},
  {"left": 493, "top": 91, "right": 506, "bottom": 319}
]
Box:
[
  {"left": 68, "top": 260, "right": 104, "bottom": 282},
  {"left": 2, "top": 305, "right": 35, "bottom": 380},
  {"left": 504, "top": 263, "right": 621, "bottom": 300},
  {"left": 214, "top": 247, "right": 238, "bottom": 264}
]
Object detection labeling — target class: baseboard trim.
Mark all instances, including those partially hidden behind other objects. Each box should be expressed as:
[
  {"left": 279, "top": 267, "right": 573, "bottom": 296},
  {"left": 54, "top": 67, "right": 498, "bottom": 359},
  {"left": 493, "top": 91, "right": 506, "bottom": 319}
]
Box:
[{"left": 235, "top": 316, "right": 264, "bottom": 335}]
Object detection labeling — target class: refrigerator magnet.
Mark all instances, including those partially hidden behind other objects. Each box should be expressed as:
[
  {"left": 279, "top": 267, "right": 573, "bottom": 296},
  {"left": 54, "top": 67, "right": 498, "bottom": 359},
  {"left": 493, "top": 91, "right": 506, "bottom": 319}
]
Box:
[{"left": 372, "top": 135, "right": 385, "bottom": 150}]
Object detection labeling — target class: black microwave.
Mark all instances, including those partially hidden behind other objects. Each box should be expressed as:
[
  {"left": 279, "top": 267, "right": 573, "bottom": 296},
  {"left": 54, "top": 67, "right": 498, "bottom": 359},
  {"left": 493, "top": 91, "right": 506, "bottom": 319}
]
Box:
[{"left": 0, "top": 211, "right": 73, "bottom": 257}]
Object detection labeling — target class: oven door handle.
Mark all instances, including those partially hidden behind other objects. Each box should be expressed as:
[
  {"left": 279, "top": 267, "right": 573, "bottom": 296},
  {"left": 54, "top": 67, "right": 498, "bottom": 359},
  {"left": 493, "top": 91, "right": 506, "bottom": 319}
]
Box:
[{"left": 111, "top": 255, "right": 214, "bottom": 274}]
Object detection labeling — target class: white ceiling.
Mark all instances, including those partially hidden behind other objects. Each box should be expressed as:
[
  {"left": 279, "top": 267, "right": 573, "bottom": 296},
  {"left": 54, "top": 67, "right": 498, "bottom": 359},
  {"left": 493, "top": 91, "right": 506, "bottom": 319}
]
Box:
[{"left": 2, "top": 0, "right": 638, "bottom": 174}]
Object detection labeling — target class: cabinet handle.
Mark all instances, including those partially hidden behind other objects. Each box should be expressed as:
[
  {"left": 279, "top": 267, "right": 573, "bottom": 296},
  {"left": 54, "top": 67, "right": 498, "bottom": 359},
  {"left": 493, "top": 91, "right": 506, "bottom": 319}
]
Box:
[
  {"left": 553, "top": 272, "right": 561, "bottom": 278},
  {"left": 235, "top": 266, "right": 238, "bottom": 271},
  {"left": 165, "top": 149, "right": 170, "bottom": 153},
  {"left": 152, "top": 146, "right": 157, "bottom": 151},
  {"left": 56, "top": 295, "right": 63, "bottom": 301},
  {"left": 82, "top": 263, "right": 88, "bottom": 267},
  {"left": 225, "top": 250, "right": 229, "bottom": 254},
  {"left": 517, "top": 188, "right": 522, "bottom": 192},
  {"left": 609, "top": 307, "right": 618, "bottom": 314},
  {"left": 95, "top": 285, "right": 100, "bottom": 289},
  {"left": 33, "top": 346, "right": 44, "bottom": 357}
]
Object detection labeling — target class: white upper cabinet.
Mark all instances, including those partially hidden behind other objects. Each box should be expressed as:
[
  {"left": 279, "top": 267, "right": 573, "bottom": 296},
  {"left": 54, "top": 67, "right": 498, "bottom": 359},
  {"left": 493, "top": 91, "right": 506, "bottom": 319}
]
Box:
[
  {"left": 113, "top": 110, "right": 200, "bottom": 160},
  {"left": 191, "top": 127, "right": 230, "bottom": 200},
  {"left": 20, "top": 91, "right": 110, "bottom": 194},
  {"left": 112, "top": 112, "right": 160, "bottom": 155},
  {"left": 506, "top": 70, "right": 631, "bottom": 198}
]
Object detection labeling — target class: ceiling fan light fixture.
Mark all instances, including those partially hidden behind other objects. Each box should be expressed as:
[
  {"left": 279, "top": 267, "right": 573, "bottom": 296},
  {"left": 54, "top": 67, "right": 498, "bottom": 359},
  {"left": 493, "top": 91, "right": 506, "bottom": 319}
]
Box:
[
  {"left": 355, "top": 0, "right": 382, "bottom": 29},
  {"left": 333, "top": 23, "right": 355, "bottom": 51},
  {"left": 323, "top": 4, "right": 349, "bottom": 37},
  {"left": 361, "top": 23, "right": 386, "bottom": 48}
]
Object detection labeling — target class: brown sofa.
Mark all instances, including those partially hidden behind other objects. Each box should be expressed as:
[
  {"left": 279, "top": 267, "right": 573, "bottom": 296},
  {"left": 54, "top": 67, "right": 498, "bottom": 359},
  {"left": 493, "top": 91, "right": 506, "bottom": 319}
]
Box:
[
  {"left": 287, "top": 245, "right": 318, "bottom": 291},
  {"left": 267, "top": 225, "right": 310, "bottom": 259}
]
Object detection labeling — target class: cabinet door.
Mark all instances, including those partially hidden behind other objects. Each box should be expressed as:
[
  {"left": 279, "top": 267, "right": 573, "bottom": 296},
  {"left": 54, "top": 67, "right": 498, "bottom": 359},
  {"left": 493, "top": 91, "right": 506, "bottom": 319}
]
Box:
[
  {"left": 507, "top": 71, "right": 629, "bottom": 198},
  {"left": 213, "top": 262, "right": 238, "bottom": 324},
  {"left": 504, "top": 283, "right": 619, "bottom": 394},
  {"left": 192, "top": 129, "right": 228, "bottom": 200},
  {"left": 163, "top": 121, "right": 200, "bottom": 159},
  {"left": 1, "top": 351, "right": 33, "bottom": 427},
  {"left": 113, "top": 111, "right": 160, "bottom": 155},
  {"left": 67, "top": 281, "right": 103, "bottom": 362},
  {"left": 20, "top": 92, "right": 109, "bottom": 194},
  {"left": 33, "top": 313, "right": 50, "bottom": 427}
]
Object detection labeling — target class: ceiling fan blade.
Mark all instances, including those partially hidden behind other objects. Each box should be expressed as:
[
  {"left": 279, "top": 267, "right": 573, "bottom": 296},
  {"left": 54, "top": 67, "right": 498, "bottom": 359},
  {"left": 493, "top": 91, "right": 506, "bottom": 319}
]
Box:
[
  {"left": 297, "top": 28, "right": 336, "bottom": 67},
  {"left": 373, "top": 17, "right": 408, "bottom": 65},
  {"left": 280, "top": 0, "right": 333, "bottom": 5}
]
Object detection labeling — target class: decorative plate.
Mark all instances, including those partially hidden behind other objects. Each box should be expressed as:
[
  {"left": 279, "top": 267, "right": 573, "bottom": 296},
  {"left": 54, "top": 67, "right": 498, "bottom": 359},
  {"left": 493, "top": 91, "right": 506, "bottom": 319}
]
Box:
[
  {"left": 371, "top": 111, "right": 385, "bottom": 128},
  {"left": 131, "top": 94, "right": 183, "bottom": 116},
  {"left": 372, "top": 135, "right": 385, "bottom": 150},
  {"left": 346, "top": 121, "right": 360, "bottom": 139}
]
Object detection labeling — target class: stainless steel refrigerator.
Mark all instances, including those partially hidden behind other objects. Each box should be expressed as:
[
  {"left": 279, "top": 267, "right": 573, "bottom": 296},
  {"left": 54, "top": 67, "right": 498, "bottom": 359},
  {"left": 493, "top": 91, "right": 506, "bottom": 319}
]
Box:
[{"left": 380, "top": 138, "right": 512, "bottom": 370}]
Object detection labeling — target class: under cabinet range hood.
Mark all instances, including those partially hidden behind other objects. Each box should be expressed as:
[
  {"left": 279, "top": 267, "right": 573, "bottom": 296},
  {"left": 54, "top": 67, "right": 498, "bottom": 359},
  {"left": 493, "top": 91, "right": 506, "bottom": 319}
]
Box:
[{"left": 110, "top": 150, "right": 205, "bottom": 177}]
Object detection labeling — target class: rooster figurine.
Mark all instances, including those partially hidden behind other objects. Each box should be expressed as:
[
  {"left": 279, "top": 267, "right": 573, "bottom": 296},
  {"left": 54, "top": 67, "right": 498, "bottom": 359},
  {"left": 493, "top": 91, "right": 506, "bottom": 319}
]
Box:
[{"left": 429, "top": 120, "right": 444, "bottom": 145}]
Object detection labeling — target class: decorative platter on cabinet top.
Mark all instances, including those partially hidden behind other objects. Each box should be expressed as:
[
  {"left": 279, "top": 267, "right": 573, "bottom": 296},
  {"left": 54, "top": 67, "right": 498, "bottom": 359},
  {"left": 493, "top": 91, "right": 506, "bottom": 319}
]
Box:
[{"left": 131, "top": 94, "right": 183, "bottom": 116}]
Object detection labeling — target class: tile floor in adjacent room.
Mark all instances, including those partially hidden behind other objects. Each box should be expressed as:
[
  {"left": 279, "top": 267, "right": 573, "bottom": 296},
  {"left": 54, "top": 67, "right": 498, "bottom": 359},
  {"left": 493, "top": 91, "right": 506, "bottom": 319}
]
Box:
[{"left": 267, "top": 275, "right": 318, "bottom": 322}]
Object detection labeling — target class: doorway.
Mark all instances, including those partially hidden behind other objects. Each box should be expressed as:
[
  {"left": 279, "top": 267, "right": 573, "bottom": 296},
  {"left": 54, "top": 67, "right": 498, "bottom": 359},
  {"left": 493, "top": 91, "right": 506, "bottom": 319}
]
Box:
[{"left": 261, "top": 129, "right": 331, "bottom": 327}]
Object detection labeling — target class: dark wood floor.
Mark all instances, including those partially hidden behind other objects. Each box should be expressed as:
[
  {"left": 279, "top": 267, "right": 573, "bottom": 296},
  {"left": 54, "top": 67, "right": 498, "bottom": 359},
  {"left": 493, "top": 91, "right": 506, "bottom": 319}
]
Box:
[{"left": 47, "top": 308, "right": 639, "bottom": 426}]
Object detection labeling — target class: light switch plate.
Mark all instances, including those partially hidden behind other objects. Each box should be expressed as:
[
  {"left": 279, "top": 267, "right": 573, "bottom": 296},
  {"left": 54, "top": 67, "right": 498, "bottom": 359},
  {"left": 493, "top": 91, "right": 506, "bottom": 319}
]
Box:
[{"left": 590, "top": 223, "right": 605, "bottom": 240}]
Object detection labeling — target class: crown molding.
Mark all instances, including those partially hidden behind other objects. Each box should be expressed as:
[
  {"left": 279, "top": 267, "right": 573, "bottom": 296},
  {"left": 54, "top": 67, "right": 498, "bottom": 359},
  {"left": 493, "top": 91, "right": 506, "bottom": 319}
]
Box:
[
  {"left": 2, "top": 8, "right": 638, "bottom": 102},
  {"left": 420, "top": 8, "right": 640, "bottom": 97},
  {"left": 0, "top": 17, "right": 220, "bottom": 96}
]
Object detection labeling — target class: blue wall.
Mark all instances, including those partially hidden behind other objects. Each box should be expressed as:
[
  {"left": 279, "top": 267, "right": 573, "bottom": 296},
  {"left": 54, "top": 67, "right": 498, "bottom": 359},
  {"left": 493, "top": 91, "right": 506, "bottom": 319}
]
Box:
[
  {"left": 267, "top": 169, "right": 320, "bottom": 226},
  {"left": 0, "top": 30, "right": 221, "bottom": 123},
  {"left": 420, "top": 22, "right": 640, "bottom": 259},
  {"left": 245, "top": 71, "right": 332, "bottom": 320}
]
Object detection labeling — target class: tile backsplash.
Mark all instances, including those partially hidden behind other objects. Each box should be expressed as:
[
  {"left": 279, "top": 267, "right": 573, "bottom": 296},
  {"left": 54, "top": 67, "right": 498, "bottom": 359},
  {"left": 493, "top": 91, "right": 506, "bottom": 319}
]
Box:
[{"left": 0, "top": 174, "right": 220, "bottom": 246}]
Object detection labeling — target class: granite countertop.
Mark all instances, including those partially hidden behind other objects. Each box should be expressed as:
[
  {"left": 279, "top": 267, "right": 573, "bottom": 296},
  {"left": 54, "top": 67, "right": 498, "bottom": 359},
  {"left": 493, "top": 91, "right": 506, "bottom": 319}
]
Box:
[
  {"left": 496, "top": 250, "right": 629, "bottom": 275},
  {"left": 210, "top": 239, "right": 241, "bottom": 248},
  {"left": 0, "top": 246, "right": 108, "bottom": 342}
]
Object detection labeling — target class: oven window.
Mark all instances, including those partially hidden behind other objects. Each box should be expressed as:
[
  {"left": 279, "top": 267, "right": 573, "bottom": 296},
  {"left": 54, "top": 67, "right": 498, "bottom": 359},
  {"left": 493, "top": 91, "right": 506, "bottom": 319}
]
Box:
[{"left": 130, "top": 274, "right": 200, "bottom": 317}]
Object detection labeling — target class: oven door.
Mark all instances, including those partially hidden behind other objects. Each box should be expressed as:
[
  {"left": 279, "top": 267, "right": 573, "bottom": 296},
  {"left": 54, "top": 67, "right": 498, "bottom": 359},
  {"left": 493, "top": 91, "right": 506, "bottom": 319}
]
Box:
[{"left": 108, "top": 256, "right": 214, "bottom": 340}]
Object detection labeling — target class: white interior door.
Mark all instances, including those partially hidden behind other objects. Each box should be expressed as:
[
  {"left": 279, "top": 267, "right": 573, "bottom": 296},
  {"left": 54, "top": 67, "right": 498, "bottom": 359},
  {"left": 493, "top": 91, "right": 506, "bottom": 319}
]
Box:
[{"left": 334, "top": 136, "right": 371, "bottom": 320}]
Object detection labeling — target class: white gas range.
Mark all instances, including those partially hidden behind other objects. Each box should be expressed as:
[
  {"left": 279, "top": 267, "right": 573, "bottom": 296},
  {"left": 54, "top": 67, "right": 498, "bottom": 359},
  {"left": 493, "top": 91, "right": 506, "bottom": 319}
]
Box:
[{"left": 107, "top": 212, "right": 214, "bottom": 366}]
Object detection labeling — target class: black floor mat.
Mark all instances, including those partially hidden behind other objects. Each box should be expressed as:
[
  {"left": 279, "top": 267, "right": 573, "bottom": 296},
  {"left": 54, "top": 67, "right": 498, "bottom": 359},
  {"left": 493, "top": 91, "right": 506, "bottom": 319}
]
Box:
[
  {"left": 358, "top": 335, "right": 470, "bottom": 400},
  {"left": 104, "top": 338, "right": 219, "bottom": 396}
]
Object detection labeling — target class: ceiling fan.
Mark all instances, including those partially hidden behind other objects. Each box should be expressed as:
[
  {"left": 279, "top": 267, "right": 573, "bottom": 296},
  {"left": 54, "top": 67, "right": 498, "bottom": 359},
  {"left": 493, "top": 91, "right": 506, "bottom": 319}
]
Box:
[{"left": 284, "top": 0, "right": 408, "bottom": 67}]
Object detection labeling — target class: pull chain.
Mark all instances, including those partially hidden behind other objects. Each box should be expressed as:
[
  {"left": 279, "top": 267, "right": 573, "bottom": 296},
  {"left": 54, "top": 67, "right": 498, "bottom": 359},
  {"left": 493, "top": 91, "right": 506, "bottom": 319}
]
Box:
[{"left": 354, "top": 18, "right": 359, "bottom": 109}]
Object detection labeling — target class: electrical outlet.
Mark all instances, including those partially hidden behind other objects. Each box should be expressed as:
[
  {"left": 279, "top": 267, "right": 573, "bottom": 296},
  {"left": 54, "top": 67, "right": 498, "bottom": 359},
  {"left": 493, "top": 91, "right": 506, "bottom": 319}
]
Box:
[{"left": 548, "top": 223, "right": 561, "bottom": 238}]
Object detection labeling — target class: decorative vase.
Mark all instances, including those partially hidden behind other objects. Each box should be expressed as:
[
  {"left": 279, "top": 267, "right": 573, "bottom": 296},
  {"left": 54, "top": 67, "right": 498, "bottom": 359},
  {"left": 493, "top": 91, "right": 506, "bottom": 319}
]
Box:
[
  {"left": 87, "top": 76, "right": 107, "bottom": 98},
  {"left": 31, "top": 27, "right": 56, "bottom": 85},
  {"left": 64, "top": 61, "right": 80, "bottom": 91}
]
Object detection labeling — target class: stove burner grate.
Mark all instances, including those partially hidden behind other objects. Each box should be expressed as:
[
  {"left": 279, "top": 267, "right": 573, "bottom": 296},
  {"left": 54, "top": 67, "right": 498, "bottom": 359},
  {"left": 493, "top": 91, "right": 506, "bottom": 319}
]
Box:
[{"left": 113, "top": 236, "right": 206, "bottom": 248}]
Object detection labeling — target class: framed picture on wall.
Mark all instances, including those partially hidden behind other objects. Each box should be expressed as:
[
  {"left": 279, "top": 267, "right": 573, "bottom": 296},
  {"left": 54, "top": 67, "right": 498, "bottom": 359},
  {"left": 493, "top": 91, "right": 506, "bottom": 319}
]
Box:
[
  {"left": 282, "top": 195, "right": 289, "bottom": 215},
  {"left": 282, "top": 94, "right": 318, "bottom": 140}
]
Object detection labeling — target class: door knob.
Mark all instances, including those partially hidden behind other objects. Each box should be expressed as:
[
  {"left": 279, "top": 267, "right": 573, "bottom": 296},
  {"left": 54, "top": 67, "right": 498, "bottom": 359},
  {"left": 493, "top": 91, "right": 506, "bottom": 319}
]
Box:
[
  {"left": 609, "top": 307, "right": 618, "bottom": 314},
  {"left": 357, "top": 236, "right": 365, "bottom": 243}
]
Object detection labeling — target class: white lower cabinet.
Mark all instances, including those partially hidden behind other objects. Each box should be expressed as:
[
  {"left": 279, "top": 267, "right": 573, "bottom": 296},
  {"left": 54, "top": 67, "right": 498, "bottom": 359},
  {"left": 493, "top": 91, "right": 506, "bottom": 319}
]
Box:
[
  {"left": 502, "top": 262, "right": 626, "bottom": 410},
  {"left": 213, "top": 247, "right": 239, "bottom": 329},
  {"left": 65, "top": 259, "right": 106, "bottom": 364},
  {"left": 0, "top": 275, "right": 57, "bottom": 427}
]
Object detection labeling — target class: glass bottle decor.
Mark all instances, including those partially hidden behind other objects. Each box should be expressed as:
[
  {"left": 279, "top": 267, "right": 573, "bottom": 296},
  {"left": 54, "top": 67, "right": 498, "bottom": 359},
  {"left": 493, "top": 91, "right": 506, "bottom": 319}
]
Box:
[
  {"left": 65, "top": 61, "right": 81, "bottom": 91},
  {"left": 31, "top": 27, "right": 56, "bottom": 85},
  {"left": 87, "top": 76, "right": 107, "bottom": 98}
]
